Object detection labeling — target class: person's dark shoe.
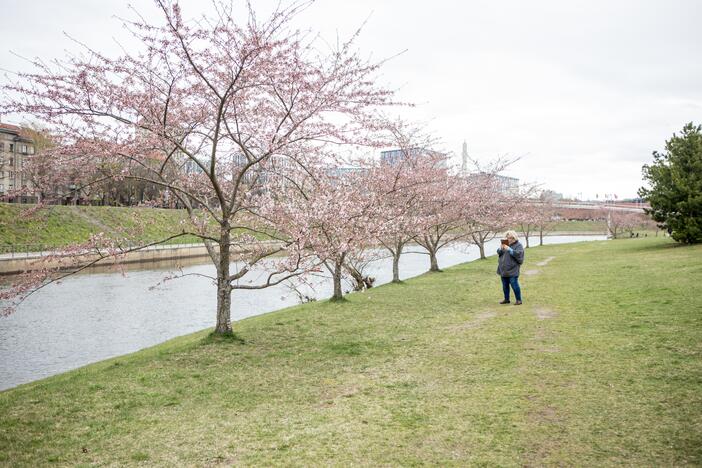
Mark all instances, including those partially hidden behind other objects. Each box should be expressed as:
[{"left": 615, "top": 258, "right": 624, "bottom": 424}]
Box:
[
  {"left": 514, "top": 300, "right": 523, "bottom": 305},
  {"left": 499, "top": 300, "right": 510, "bottom": 304}
]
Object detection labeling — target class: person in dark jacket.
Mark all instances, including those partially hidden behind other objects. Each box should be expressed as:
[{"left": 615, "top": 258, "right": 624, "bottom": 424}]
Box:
[{"left": 496, "top": 230, "right": 524, "bottom": 305}]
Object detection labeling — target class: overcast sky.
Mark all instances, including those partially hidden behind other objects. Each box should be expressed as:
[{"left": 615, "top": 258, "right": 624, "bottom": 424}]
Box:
[{"left": 2, "top": 0, "right": 701, "bottom": 199}]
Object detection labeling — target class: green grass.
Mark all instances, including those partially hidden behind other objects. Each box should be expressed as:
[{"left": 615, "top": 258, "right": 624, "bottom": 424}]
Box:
[
  {"left": 550, "top": 219, "right": 607, "bottom": 232},
  {"left": 0, "top": 203, "right": 203, "bottom": 248},
  {"left": 0, "top": 204, "right": 273, "bottom": 250},
  {"left": 0, "top": 203, "right": 218, "bottom": 248},
  {"left": 1, "top": 238, "right": 700, "bottom": 466}
]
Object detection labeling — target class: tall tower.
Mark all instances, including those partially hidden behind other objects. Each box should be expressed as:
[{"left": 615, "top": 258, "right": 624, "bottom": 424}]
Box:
[{"left": 461, "top": 140, "right": 468, "bottom": 174}]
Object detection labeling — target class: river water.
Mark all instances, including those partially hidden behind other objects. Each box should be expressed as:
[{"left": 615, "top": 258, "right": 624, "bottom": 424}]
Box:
[{"left": 0, "top": 235, "right": 605, "bottom": 391}]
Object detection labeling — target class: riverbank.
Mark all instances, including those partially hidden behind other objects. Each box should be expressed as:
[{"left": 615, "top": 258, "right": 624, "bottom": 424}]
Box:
[
  {"left": 0, "top": 234, "right": 602, "bottom": 275},
  {"left": 0, "top": 203, "right": 205, "bottom": 248},
  {"left": 0, "top": 203, "right": 609, "bottom": 249},
  {"left": 0, "top": 241, "right": 284, "bottom": 276},
  {"left": 2, "top": 237, "right": 700, "bottom": 465},
  {"left": 1, "top": 236, "right": 604, "bottom": 391}
]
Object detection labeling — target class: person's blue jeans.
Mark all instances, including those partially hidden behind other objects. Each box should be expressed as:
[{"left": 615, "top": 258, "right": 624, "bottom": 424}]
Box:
[{"left": 501, "top": 276, "right": 522, "bottom": 302}]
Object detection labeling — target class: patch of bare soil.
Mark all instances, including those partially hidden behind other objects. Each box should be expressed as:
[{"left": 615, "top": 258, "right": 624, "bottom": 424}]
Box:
[
  {"left": 522, "top": 404, "right": 564, "bottom": 466},
  {"left": 536, "top": 256, "right": 556, "bottom": 267},
  {"left": 528, "top": 326, "right": 561, "bottom": 353},
  {"left": 524, "top": 269, "right": 541, "bottom": 276},
  {"left": 447, "top": 310, "right": 496, "bottom": 331},
  {"left": 521, "top": 303, "right": 566, "bottom": 465},
  {"left": 318, "top": 383, "right": 361, "bottom": 407},
  {"left": 534, "top": 308, "right": 557, "bottom": 320}
]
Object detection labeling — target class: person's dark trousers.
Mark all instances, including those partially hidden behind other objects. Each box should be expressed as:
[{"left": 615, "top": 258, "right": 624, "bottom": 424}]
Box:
[{"left": 501, "top": 276, "right": 522, "bottom": 302}]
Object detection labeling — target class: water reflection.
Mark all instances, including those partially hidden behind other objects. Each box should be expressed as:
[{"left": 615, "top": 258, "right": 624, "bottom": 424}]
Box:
[{"left": 0, "top": 235, "right": 605, "bottom": 390}]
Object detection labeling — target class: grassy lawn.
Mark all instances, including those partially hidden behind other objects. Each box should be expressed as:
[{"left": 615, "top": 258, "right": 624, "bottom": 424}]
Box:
[
  {"left": 0, "top": 204, "right": 225, "bottom": 248},
  {"left": 1, "top": 237, "right": 700, "bottom": 466},
  {"left": 549, "top": 219, "right": 607, "bottom": 232}
]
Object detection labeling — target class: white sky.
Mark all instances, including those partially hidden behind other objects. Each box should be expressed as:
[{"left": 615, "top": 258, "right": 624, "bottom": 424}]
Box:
[{"left": 1, "top": 0, "right": 701, "bottom": 199}]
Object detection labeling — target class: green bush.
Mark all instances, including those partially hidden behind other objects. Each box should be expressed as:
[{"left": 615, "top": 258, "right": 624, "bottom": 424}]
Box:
[{"left": 639, "top": 122, "right": 702, "bottom": 244}]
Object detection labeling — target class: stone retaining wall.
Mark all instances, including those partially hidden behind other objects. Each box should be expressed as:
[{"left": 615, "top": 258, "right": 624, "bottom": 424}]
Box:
[{"left": 0, "top": 242, "right": 283, "bottom": 275}]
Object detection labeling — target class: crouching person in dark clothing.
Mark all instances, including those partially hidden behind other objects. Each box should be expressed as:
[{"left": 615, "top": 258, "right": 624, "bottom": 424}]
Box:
[{"left": 497, "top": 230, "right": 525, "bottom": 305}]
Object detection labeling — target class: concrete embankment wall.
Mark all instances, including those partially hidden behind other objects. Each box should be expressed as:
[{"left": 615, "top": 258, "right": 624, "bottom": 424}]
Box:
[{"left": 0, "top": 244, "right": 213, "bottom": 275}]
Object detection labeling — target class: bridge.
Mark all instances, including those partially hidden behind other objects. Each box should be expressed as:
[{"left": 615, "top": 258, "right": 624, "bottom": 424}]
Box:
[{"left": 552, "top": 201, "right": 648, "bottom": 213}]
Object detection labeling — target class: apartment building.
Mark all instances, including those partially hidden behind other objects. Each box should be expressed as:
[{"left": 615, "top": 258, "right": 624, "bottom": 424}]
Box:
[
  {"left": 0, "top": 123, "right": 36, "bottom": 203},
  {"left": 0, "top": 122, "right": 35, "bottom": 203},
  {"left": 380, "top": 147, "right": 448, "bottom": 168}
]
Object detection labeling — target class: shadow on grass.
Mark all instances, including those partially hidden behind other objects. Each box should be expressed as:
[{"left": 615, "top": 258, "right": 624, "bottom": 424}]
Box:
[
  {"left": 618, "top": 238, "right": 684, "bottom": 254},
  {"left": 327, "top": 296, "right": 349, "bottom": 304},
  {"left": 202, "top": 331, "right": 246, "bottom": 346},
  {"left": 389, "top": 280, "right": 411, "bottom": 286}
]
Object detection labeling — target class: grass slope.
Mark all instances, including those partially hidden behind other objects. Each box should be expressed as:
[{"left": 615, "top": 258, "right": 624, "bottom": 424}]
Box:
[
  {"left": 1, "top": 238, "right": 700, "bottom": 466},
  {"left": 549, "top": 219, "right": 607, "bottom": 232},
  {"left": 0, "top": 203, "right": 607, "bottom": 250},
  {"left": 0, "top": 204, "right": 204, "bottom": 248}
]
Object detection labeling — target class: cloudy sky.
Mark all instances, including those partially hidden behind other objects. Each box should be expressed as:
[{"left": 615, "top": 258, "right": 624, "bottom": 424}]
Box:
[{"left": 2, "top": 0, "right": 701, "bottom": 199}]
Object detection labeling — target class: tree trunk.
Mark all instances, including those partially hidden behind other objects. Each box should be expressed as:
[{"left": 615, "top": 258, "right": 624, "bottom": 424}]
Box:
[
  {"left": 478, "top": 241, "right": 486, "bottom": 259},
  {"left": 524, "top": 232, "right": 530, "bottom": 248},
  {"left": 429, "top": 249, "right": 440, "bottom": 272},
  {"left": 539, "top": 228, "right": 544, "bottom": 246},
  {"left": 332, "top": 261, "right": 344, "bottom": 300},
  {"left": 214, "top": 226, "right": 233, "bottom": 335},
  {"left": 391, "top": 241, "right": 404, "bottom": 283}
]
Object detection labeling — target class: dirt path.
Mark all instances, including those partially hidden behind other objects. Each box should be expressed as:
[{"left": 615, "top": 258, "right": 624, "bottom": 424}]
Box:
[
  {"left": 523, "top": 256, "right": 556, "bottom": 277},
  {"left": 70, "top": 207, "right": 121, "bottom": 238},
  {"left": 521, "top": 302, "right": 565, "bottom": 465}
]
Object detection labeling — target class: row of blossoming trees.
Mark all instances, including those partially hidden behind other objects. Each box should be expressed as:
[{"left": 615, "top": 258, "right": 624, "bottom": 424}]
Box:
[{"left": 0, "top": 1, "right": 548, "bottom": 335}]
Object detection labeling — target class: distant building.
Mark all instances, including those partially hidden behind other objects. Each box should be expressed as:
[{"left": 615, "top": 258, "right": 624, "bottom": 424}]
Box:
[
  {"left": 380, "top": 148, "right": 409, "bottom": 165},
  {"left": 459, "top": 140, "right": 519, "bottom": 194},
  {"left": 380, "top": 147, "right": 447, "bottom": 168},
  {"left": 466, "top": 171, "right": 520, "bottom": 195},
  {"left": 183, "top": 157, "right": 206, "bottom": 175},
  {"left": 326, "top": 166, "right": 368, "bottom": 179},
  {"left": 0, "top": 123, "right": 37, "bottom": 203},
  {"left": 493, "top": 174, "right": 519, "bottom": 194},
  {"left": 540, "top": 189, "right": 563, "bottom": 202}
]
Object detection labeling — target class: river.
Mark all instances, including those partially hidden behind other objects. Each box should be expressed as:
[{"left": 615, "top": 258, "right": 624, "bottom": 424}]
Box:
[{"left": 0, "top": 235, "right": 605, "bottom": 391}]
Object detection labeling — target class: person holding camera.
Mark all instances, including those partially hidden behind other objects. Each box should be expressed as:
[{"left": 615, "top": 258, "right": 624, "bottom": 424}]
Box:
[{"left": 496, "top": 230, "right": 524, "bottom": 305}]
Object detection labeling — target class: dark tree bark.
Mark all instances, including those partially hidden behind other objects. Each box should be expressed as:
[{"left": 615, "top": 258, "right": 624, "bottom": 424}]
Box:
[
  {"left": 214, "top": 225, "right": 233, "bottom": 335},
  {"left": 478, "top": 241, "right": 486, "bottom": 259},
  {"left": 429, "top": 249, "right": 440, "bottom": 272},
  {"left": 391, "top": 241, "right": 405, "bottom": 283},
  {"left": 332, "top": 260, "right": 344, "bottom": 300}
]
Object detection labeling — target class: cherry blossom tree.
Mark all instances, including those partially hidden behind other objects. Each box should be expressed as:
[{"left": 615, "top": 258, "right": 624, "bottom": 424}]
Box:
[
  {"left": 462, "top": 159, "right": 520, "bottom": 259},
  {"left": 267, "top": 161, "right": 388, "bottom": 301},
  {"left": 510, "top": 185, "right": 543, "bottom": 248},
  {"left": 534, "top": 191, "right": 559, "bottom": 246},
  {"left": 370, "top": 122, "right": 446, "bottom": 282},
  {"left": 604, "top": 209, "right": 646, "bottom": 239},
  {"left": 0, "top": 1, "right": 397, "bottom": 334},
  {"left": 414, "top": 172, "right": 472, "bottom": 272},
  {"left": 464, "top": 188, "right": 509, "bottom": 259}
]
